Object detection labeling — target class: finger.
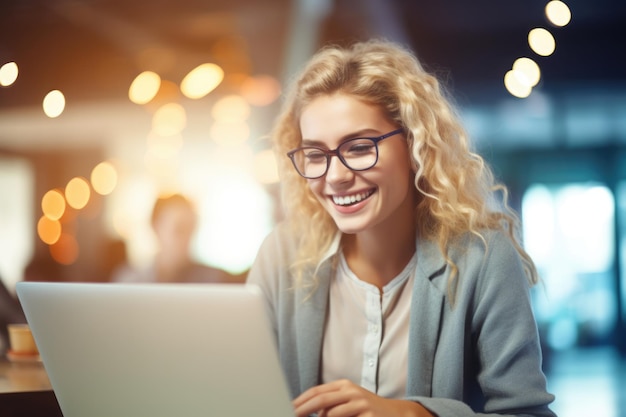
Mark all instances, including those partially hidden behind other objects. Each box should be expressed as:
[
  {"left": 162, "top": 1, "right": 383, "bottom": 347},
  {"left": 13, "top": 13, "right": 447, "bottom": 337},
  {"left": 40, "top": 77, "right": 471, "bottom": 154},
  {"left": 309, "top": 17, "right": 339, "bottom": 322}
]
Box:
[
  {"left": 320, "top": 399, "right": 366, "bottom": 417},
  {"left": 294, "top": 389, "right": 350, "bottom": 417},
  {"left": 293, "top": 381, "right": 344, "bottom": 408}
]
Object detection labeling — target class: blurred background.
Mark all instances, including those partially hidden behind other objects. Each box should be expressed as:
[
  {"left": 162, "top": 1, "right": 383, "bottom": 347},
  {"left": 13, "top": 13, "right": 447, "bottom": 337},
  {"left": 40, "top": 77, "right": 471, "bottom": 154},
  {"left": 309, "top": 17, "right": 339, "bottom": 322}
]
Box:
[{"left": 0, "top": 0, "right": 624, "bottom": 415}]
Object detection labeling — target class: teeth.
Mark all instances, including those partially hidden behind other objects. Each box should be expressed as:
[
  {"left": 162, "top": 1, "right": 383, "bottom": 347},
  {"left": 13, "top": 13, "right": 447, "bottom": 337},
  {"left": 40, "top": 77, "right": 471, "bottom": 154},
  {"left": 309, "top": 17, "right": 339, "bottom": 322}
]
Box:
[{"left": 332, "top": 190, "right": 373, "bottom": 206}]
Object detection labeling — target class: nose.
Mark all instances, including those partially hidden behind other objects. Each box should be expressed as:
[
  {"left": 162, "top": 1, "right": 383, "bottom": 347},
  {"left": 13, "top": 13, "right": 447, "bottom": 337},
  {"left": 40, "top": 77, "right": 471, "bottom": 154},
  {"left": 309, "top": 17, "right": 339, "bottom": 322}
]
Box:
[{"left": 324, "top": 154, "right": 353, "bottom": 184}]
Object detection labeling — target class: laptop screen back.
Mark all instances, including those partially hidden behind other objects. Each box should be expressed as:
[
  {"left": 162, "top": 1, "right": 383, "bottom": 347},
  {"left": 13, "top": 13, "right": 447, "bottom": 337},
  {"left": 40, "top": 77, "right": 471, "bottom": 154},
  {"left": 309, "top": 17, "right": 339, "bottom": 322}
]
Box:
[{"left": 16, "top": 282, "right": 294, "bottom": 417}]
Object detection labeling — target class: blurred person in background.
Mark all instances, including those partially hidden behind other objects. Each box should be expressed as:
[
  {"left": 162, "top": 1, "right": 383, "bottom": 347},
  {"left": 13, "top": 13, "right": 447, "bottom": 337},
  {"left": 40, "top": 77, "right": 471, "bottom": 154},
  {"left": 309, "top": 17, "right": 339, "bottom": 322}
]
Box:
[
  {"left": 247, "top": 40, "right": 556, "bottom": 416},
  {"left": 112, "top": 193, "right": 242, "bottom": 284}
]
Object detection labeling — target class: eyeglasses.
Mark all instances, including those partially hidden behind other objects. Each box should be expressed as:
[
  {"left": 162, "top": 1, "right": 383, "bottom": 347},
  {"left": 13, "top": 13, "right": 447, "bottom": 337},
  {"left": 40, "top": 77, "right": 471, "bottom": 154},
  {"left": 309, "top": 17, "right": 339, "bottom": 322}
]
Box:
[{"left": 286, "top": 128, "right": 404, "bottom": 179}]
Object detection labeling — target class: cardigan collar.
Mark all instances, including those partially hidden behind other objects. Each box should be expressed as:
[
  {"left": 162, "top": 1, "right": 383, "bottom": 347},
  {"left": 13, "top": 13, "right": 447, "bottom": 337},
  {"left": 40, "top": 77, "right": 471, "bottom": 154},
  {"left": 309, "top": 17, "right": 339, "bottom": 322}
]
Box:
[
  {"left": 295, "top": 231, "right": 449, "bottom": 395},
  {"left": 406, "top": 235, "right": 449, "bottom": 397}
]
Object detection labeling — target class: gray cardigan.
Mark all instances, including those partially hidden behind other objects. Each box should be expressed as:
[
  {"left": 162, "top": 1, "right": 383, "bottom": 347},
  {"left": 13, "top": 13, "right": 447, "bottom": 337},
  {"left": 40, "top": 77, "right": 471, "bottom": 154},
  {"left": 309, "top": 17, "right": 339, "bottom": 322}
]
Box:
[{"left": 247, "top": 224, "right": 557, "bottom": 417}]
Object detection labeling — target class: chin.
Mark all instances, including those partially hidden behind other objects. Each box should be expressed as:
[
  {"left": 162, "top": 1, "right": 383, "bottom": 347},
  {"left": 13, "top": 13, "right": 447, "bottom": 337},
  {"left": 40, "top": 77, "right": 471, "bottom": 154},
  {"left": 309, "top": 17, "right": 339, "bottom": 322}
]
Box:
[
  {"left": 336, "top": 227, "right": 359, "bottom": 235},
  {"left": 332, "top": 218, "right": 370, "bottom": 235}
]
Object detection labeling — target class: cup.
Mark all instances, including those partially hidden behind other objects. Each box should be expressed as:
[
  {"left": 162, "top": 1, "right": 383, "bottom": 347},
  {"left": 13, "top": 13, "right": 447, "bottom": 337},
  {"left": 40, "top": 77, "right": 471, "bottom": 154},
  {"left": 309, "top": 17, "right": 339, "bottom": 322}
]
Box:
[{"left": 7, "top": 324, "right": 39, "bottom": 355}]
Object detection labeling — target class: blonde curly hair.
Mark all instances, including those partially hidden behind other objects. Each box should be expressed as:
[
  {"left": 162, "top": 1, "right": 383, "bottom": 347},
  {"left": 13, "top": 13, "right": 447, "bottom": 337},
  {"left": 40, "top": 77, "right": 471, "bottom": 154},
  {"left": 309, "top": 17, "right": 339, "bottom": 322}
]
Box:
[{"left": 271, "top": 39, "right": 538, "bottom": 292}]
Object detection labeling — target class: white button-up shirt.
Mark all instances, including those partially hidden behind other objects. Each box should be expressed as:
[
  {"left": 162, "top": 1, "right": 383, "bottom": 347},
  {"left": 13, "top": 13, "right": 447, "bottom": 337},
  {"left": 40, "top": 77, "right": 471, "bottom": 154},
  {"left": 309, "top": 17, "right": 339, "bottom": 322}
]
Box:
[{"left": 321, "top": 252, "right": 416, "bottom": 398}]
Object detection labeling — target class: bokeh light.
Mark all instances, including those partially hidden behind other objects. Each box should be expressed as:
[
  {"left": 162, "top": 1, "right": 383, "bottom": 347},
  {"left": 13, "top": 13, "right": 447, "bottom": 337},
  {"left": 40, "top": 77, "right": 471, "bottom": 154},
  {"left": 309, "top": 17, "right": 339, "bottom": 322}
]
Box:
[
  {"left": 37, "top": 216, "right": 62, "bottom": 245},
  {"left": 65, "top": 177, "right": 91, "bottom": 209},
  {"left": 49, "top": 233, "right": 79, "bottom": 265},
  {"left": 0, "top": 61, "right": 19, "bottom": 87},
  {"left": 528, "top": 28, "right": 556, "bottom": 57},
  {"left": 146, "top": 132, "right": 183, "bottom": 159},
  {"left": 512, "top": 57, "right": 541, "bottom": 87},
  {"left": 41, "top": 189, "right": 66, "bottom": 220},
  {"left": 211, "top": 95, "right": 250, "bottom": 122},
  {"left": 129, "top": 71, "right": 161, "bottom": 105},
  {"left": 546, "top": 0, "right": 572, "bottom": 27},
  {"left": 180, "top": 63, "right": 224, "bottom": 99},
  {"left": 504, "top": 70, "right": 532, "bottom": 98},
  {"left": 91, "top": 161, "right": 118, "bottom": 195},
  {"left": 43, "top": 90, "right": 66, "bottom": 118},
  {"left": 240, "top": 75, "right": 281, "bottom": 106},
  {"left": 152, "top": 102, "right": 187, "bottom": 136}
]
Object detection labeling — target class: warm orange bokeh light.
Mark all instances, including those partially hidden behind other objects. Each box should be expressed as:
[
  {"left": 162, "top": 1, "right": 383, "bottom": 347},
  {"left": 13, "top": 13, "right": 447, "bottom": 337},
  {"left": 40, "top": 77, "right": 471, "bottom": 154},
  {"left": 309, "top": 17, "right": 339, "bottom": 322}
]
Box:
[
  {"left": 240, "top": 75, "right": 281, "bottom": 106},
  {"left": 129, "top": 70, "right": 161, "bottom": 105},
  {"left": 49, "top": 233, "right": 79, "bottom": 265},
  {"left": 211, "top": 95, "right": 250, "bottom": 122},
  {"left": 41, "top": 189, "right": 66, "bottom": 220},
  {"left": 152, "top": 102, "right": 187, "bottom": 136},
  {"left": 180, "top": 63, "right": 224, "bottom": 99},
  {"left": 37, "top": 216, "right": 62, "bottom": 245},
  {"left": 65, "top": 177, "right": 91, "bottom": 209},
  {"left": 91, "top": 161, "right": 118, "bottom": 195}
]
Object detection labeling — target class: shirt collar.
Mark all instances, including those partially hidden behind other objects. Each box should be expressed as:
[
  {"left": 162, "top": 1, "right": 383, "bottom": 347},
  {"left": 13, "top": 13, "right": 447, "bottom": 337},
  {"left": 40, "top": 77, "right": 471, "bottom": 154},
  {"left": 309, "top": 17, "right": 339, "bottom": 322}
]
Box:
[
  {"left": 318, "top": 231, "right": 447, "bottom": 284},
  {"left": 318, "top": 231, "right": 342, "bottom": 267}
]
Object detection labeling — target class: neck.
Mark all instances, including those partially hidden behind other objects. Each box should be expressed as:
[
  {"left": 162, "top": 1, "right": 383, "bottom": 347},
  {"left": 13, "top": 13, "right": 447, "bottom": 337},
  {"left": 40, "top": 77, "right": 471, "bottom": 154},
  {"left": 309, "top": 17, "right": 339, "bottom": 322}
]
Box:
[{"left": 342, "top": 191, "right": 417, "bottom": 290}]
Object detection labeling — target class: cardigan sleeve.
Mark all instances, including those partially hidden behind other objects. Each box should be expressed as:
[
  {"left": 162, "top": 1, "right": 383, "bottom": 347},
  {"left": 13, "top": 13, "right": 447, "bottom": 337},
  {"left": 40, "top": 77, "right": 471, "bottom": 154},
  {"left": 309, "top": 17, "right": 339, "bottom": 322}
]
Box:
[
  {"left": 474, "top": 232, "right": 554, "bottom": 416},
  {"left": 409, "top": 232, "right": 556, "bottom": 417},
  {"left": 246, "top": 225, "right": 288, "bottom": 339},
  {"left": 246, "top": 225, "right": 295, "bottom": 391}
]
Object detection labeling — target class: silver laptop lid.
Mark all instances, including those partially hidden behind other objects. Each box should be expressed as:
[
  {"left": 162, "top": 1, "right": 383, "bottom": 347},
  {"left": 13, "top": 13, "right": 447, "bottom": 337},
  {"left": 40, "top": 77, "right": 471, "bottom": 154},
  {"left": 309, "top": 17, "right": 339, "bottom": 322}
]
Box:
[{"left": 16, "top": 282, "right": 294, "bottom": 417}]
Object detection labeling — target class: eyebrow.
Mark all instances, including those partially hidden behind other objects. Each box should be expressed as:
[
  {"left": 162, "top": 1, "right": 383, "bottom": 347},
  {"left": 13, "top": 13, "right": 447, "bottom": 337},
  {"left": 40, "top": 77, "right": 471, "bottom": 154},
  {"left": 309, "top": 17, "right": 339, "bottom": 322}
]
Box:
[{"left": 301, "top": 128, "right": 384, "bottom": 147}]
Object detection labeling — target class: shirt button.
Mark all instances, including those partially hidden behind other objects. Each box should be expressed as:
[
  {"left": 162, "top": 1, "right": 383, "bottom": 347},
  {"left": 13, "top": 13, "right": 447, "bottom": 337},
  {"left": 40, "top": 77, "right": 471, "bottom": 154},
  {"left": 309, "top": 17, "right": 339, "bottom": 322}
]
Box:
[{"left": 368, "top": 359, "right": 375, "bottom": 367}]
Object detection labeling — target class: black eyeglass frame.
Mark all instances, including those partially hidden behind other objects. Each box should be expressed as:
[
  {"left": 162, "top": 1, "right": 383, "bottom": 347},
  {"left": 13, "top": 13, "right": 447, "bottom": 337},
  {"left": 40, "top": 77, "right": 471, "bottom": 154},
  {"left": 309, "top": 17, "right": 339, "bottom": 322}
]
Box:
[{"left": 286, "top": 128, "right": 404, "bottom": 179}]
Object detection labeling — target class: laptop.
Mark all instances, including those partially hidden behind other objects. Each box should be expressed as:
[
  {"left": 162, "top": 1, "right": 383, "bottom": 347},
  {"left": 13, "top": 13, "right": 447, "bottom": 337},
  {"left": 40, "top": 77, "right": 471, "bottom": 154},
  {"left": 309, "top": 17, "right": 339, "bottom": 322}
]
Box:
[{"left": 16, "top": 281, "right": 295, "bottom": 417}]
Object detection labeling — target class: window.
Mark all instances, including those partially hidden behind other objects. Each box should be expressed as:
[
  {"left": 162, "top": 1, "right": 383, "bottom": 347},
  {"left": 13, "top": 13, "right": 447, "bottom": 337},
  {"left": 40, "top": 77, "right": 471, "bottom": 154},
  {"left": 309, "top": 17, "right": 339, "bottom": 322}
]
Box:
[
  {"left": 0, "top": 157, "right": 34, "bottom": 290},
  {"left": 522, "top": 183, "right": 616, "bottom": 350}
]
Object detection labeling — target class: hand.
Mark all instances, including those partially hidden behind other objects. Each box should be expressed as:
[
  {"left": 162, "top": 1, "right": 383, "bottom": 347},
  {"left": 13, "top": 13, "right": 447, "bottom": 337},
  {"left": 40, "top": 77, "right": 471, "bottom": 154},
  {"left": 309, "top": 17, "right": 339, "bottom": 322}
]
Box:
[{"left": 292, "top": 379, "right": 433, "bottom": 417}]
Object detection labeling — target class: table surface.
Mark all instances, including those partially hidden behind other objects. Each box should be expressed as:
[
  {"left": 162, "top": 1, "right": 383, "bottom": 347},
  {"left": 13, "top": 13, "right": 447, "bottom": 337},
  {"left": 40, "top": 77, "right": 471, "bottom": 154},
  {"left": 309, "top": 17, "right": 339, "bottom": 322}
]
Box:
[
  {"left": 0, "top": 357, "right": 63, "bottom": 416},
  {"left": 0, "top": 357, "right": 52, "bottom": 393}
]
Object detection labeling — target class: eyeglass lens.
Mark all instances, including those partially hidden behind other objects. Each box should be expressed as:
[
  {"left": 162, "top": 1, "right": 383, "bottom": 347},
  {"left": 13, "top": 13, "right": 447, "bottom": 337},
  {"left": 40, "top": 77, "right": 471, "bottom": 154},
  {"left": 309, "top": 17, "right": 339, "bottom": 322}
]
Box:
[{"left": 292, "top": 138, "right": 378, "bottom": 178}]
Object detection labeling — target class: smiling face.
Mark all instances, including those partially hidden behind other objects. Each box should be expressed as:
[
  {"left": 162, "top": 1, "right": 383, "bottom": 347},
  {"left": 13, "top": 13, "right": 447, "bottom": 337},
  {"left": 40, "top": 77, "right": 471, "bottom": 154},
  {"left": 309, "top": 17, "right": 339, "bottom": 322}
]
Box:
[{"left": 299, "top": 93, "right": 415, "bottom": 235}]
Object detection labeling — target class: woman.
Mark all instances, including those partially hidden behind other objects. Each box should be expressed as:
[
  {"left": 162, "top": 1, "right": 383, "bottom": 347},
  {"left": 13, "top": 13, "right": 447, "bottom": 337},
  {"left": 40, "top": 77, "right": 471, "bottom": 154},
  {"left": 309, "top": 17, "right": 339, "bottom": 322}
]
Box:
[{"left": 247, "top": 40, "right": 556, "bottom": 417}]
